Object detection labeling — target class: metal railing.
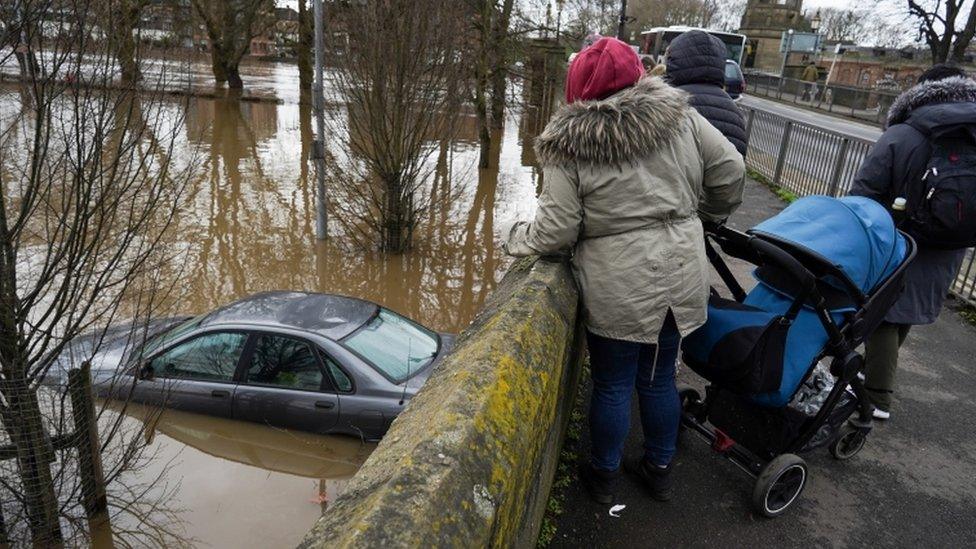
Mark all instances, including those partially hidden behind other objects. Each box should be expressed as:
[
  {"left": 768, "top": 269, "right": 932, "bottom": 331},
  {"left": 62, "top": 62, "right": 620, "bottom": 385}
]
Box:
[
  {"left": 742, "top": 106, "right": 976, "bottom": 306},
  {"left": 745, "top": 72, "right": 900, "bottom": 127}
]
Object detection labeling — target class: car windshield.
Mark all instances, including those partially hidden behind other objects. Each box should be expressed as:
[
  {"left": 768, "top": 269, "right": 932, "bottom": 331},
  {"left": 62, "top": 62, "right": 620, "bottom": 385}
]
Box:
[
  {"left": 343, "top": 309, "right": 438, "bottom": 382},
  {"left": 140, "top": 314, "right": 206, "bottom": 358}
]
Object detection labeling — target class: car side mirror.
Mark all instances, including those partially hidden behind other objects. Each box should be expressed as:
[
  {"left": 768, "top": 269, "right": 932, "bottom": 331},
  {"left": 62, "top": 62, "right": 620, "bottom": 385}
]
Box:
[{"left": 139, "top": 364, "right": 155, "bottom": 381}]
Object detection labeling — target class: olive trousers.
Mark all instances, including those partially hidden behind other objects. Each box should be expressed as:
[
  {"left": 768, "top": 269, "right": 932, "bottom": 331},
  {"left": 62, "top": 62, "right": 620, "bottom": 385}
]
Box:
[{"left": 862, "top": 322, "right": 912, "bottom": 412}]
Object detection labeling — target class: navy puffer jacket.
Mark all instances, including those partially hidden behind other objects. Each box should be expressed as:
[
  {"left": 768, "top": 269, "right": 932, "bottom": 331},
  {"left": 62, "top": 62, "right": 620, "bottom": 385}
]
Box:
[{"left": 666, "top": 30, "right": 747, "bottom": 155}]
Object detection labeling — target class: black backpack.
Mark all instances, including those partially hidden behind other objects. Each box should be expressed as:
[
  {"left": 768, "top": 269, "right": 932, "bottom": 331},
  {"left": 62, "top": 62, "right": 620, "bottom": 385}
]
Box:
[{"left": 901, "top": 128, "right": 976, "bottom": 249}]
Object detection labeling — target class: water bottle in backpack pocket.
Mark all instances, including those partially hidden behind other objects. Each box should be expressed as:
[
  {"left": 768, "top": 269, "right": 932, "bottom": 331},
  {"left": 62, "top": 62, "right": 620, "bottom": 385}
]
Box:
[{"left": 903, "top": 131, "right": 976, "bottom": 249}]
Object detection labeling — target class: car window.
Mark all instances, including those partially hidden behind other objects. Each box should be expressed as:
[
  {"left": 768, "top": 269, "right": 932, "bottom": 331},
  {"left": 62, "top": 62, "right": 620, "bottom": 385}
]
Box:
[
  {"left": 246, "top": 334, "right": 324, "bottom": 391},
  {"left": 323, "top": 355, "right": 353, "bottom": 393},
  {"left": 141, "top": 314, "right": 206, "bottom": 357},
  {"left": 151, "top": 332, "right": 246, "bottom": 382},
  {"left": 725, "top": 62, "right": 741, "bottom": 80},
  {"left": 342, "top": 309, "right": 438, "bottom": 382}
]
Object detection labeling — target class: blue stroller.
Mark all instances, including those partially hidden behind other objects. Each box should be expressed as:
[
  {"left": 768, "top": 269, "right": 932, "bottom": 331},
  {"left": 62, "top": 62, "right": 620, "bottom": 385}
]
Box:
[{"left": 680, "top": 196, "right": 916, "bottom": 518}]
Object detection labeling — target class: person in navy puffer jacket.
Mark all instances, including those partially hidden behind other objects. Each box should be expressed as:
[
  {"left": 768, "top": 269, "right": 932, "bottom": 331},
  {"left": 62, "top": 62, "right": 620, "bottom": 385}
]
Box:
[{"left": 665, "top": 30, "right": 747, "bottom": 156}]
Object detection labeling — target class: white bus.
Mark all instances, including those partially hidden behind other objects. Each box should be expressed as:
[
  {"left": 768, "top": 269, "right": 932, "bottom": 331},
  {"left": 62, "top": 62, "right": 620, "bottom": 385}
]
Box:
[{"left": 640, "top": 26, "right": 747, "bottom": 65}]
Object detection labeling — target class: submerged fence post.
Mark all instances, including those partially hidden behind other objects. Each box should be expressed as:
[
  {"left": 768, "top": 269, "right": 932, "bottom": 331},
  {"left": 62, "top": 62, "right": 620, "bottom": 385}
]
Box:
[
  {"left": 772, "top": 120, "right": 794, "bottom": 186},
  {"left": 312, "top": 0, "right": 329, "bottom": 240},
  {"left": 67, "top": 363, "right": 107, "bottom": 519}
]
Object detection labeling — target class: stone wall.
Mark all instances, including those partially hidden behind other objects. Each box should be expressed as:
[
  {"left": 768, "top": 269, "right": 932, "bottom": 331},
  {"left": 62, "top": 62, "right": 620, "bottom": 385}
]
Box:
[{"left": 298, "top": 257, "right": 584, "bottom": 548}]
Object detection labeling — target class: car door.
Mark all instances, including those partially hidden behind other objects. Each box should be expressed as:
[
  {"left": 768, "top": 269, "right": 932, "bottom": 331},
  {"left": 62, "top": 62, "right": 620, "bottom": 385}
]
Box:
[
  {"left": 231, "top": 332, "right": 340, "bottom": 434},
  {"left": 138, "top": 331, "right": 248, "bottom": 417}
]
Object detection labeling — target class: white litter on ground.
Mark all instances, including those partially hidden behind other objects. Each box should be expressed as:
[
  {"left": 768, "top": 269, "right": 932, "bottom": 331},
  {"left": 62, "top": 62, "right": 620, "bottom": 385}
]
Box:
[{"left": 608, "top": 504, "right": 626, "bottom": 517}]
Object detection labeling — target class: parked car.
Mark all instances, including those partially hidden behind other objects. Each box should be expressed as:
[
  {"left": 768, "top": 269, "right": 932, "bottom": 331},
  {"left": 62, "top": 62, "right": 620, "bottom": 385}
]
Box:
[
  {"left": 725, "top": 59, "right": 745, "bottom": 100},
  {"left": 48, "top": 292, "right": 455, "bottom": 440}
]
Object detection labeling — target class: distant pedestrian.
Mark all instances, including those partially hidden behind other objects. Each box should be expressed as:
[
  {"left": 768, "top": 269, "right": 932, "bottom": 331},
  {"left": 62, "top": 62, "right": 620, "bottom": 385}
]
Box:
[
  {"left": 665, "top": 30, "right": 747, "bottom": 155},
  {"left": 800, "top": 61, "right": 819, "bottom": 101},
  {"left": 504, "top": 37, "right": 744, "bottom": 503},
  {"left": 851, "top": 63, "right": 976, "bottom": 420}
]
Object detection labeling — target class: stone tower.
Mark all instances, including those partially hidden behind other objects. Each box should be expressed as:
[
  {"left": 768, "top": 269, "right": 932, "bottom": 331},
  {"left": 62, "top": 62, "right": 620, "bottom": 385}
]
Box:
[{"left": 738, "top": 0, "right": 808, "bottom": 70}]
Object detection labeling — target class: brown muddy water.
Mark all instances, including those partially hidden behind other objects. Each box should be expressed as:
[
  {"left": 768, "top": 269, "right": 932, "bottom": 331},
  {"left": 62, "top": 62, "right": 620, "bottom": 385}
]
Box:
[
  {"left": 6, "top": 61, "right": 547, "bottom": 546},
  {"left": 99, "top": 403, "right": 376, "bottom": 548}
]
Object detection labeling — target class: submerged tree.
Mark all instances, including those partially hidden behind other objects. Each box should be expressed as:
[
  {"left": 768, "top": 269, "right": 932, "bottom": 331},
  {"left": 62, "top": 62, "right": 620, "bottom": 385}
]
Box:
[
  {"left": 190, "top": 0, "right": 275, "bottom": 88},
  {"left": 325, "top": 0, "right": 469, "bottom": 252},
  {"left": 0, "top": 0, "right": 192, "bottom": 544}
]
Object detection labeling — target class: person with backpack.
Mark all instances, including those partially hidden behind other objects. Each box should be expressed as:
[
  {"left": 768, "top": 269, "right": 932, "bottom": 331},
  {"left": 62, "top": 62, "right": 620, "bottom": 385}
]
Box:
[
  {"left": 664, "top": 30, "right": 747, "bottom": 156},
  {"left": 850, "top": 64, "right": 976, "bottom": 420}
]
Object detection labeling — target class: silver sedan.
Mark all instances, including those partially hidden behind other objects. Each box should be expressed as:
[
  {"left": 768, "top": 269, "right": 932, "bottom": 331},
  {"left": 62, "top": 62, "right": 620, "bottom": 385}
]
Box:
[{"left": 52, "top": 292, "right": 454, "bottom": 441}]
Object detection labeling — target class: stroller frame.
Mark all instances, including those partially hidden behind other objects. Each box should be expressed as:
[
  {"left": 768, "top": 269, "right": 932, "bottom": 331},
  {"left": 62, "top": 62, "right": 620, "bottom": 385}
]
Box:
[{"left": 680, "top": 223, "right": 917, "bottom": 518}]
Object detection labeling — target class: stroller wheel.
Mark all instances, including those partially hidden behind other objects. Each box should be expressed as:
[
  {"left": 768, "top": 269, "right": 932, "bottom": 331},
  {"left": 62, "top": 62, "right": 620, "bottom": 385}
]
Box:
[
  {"left": 752, "top": 454, "right": 807, "bottom": 518},
  {"left": 829, "top": 426, "right": 866, "bottom": 460},
  {"left": 678, "top": 385, "right": 701, "bottom": 410}
]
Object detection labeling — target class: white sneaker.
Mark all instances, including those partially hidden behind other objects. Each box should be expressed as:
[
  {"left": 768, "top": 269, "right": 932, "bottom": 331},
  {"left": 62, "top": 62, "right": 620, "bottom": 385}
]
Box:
[{"left": 872, "top": 408, "right": 891, "bottom": 420}]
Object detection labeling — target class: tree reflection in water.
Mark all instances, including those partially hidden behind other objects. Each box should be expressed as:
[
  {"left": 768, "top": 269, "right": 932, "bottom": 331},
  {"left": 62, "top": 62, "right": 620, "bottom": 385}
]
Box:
[{"left": 165, "top": 91, "right": 541, "bottom": 334}]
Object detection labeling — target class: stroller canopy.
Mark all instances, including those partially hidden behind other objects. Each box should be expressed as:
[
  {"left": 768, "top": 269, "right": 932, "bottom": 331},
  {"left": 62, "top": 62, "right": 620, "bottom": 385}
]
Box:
[{"left": 750, "top": 196, "right": 907, "bottom": 298}]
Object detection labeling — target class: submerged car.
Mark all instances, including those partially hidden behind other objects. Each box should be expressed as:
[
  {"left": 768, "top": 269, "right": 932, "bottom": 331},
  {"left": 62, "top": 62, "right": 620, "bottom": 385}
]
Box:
[{"left": 51, "top": 292, "right": 455, "bottom": 440}]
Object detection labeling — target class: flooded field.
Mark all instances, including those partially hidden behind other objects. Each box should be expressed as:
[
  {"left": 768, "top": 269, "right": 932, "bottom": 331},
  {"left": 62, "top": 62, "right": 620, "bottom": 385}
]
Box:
[{"left": 0, "top": 58, "right": 547, "bottom": 546}]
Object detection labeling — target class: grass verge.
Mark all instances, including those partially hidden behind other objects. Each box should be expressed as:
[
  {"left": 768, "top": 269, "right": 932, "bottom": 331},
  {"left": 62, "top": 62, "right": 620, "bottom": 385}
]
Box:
[
  {"left": 537, "top": 361, "right": 588, "bottom": 547},
  {"left": 747, "top": 167, "right": 798, "bottom": 204}
]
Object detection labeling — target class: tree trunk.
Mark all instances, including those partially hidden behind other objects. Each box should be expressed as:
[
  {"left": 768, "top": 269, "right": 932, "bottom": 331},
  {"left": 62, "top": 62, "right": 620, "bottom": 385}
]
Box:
[
  {"left": 298, "top": 0, "right": 313, "bottom": 92},
  {"left": 117, "top": 32, "right": 141, "bottom": 85},
  {"left": 211, "top": 48, "right": 228, "bottom": 84},
  {"left": 488, "top": 0, "right": 515, "bottom": 129},
  {"left": 226, "top": 63, "right": 243, "bottom": 89},
  {"left": 116, "top": 2, "right": 142, "bottom": 85}
]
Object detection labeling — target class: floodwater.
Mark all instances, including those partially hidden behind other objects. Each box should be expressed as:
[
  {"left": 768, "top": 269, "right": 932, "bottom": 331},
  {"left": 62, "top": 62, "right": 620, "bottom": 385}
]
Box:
[
  {"left": 100, "top": 403, "right": 376, "bottom": 548},
  {"left": 2, "top": 59, "right": 550, "bottom": 547}
]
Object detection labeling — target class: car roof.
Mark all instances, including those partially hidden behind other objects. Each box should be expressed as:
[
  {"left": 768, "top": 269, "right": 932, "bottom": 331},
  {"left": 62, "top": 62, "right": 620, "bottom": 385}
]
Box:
[{"left": 200, "top": 291, "right": 379, "bottom": 340}]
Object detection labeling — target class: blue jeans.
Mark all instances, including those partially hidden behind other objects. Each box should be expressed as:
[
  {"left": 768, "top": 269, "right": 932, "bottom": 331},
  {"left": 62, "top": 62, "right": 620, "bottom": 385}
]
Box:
[{"left": 587, "top": 313, "right": 681, "bottom": 471}]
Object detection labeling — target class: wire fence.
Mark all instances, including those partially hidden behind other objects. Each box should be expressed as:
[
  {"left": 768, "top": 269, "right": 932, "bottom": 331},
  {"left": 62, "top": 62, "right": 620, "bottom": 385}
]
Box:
[
  {"left": 742, "top": 105, "right": 976, "bottom": 306},
  {"left": 744, "top": 72, "right": 900, "bottom": 127}
]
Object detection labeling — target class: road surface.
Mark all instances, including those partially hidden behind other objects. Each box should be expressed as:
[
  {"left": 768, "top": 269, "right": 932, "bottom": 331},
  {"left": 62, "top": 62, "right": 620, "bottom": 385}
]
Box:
[{"left": 741, "top": 94, "right": 883, "bottom": 143}]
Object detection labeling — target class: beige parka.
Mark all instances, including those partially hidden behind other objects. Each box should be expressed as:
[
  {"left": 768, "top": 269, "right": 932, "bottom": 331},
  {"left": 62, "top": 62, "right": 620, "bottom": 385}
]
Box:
[{"left": 505, "top": 77, "right": 745, "bottom": 342}]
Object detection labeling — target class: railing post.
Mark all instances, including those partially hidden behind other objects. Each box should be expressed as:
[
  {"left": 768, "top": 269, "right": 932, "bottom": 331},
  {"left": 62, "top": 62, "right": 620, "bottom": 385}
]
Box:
[
  {"left": 827, "top": 137, "right": 851, "bottom": 197},
  {"left": 772, "top": 120, "right": 794, "bottom": 186},
  {"left": 744, "top": 108, "right": 756, "bottom": 148},
  {"left": 68, "top": 363, "right": 108, "bottom": 519}
]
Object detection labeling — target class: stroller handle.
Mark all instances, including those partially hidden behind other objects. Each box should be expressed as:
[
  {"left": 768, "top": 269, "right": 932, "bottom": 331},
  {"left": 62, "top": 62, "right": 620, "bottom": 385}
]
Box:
[{"left": 748, "top": 238, "right": 818, "bottom": 297}]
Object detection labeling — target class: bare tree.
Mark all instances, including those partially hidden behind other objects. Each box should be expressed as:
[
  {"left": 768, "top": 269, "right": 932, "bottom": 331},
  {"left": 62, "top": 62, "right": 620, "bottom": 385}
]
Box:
[
  {"left": 908, "top": 0, "right": 976, "bottom": 63},
  {"left": 190, "top": 0, "right": 275, "bottom": 88},
  {"left": 324, "top": 0, "right": 469, "bottom": 252},
  {"left": 99, "top": 0, "right": 150, "bottom": 85},
  {"left": 0, "top": 0, "right": 193, "bottom": 544}
]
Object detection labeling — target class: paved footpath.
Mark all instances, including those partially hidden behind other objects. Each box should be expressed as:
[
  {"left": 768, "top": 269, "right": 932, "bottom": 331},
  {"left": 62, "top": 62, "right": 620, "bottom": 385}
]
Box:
[{"left": 552, "top": 178, "right": 976, "bottom": 548}]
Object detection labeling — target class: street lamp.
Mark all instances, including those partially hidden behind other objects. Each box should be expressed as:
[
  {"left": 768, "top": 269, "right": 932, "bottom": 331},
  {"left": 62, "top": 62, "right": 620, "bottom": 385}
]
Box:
[{"left": 811, "top": 10, "right": 821, "bottom": 34}]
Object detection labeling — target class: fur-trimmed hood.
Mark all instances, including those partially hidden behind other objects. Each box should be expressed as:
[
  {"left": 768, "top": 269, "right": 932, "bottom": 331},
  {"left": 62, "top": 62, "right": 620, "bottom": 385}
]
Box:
[
  {"left": 535, "top": 77, "right": 689, "bottom": 166},
  {"left": 887, "top": 76, "right": 976, "bottom": 127}
]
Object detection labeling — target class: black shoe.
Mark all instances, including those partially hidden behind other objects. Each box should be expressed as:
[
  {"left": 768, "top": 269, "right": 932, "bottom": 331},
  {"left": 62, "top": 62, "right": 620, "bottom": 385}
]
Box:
[
  {"left": 625, "top": 457, "right": 674, "bottom": 501},
  {"left": 578, "top": 463, "right": 617, "bottom": 504}
]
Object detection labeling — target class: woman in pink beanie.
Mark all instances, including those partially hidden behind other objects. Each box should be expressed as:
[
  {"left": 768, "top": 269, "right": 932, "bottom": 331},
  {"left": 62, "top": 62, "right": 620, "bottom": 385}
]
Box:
[{"left": 506, "top": 37, "right": 745, "bottom": 503}]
